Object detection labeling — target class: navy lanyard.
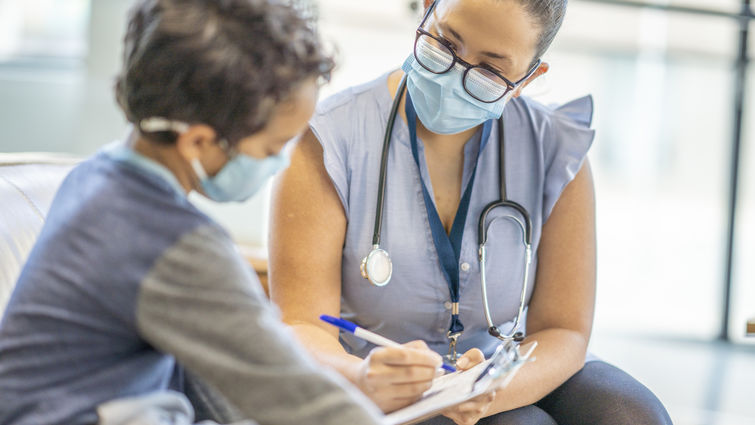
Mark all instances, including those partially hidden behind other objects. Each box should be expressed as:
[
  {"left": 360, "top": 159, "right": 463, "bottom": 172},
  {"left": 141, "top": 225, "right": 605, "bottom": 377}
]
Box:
[{"left": 405, "top": 92, "right": 492, "bottom": 336}]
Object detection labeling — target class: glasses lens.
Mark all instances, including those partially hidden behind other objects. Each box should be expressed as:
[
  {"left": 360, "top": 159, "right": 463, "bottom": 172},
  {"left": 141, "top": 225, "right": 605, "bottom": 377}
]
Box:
[
  {"left": 464, "top": 67, "right": 510, "bottom": 103},
  {"left": 415, "top": 34, "right": 454, "bottom": 73}
]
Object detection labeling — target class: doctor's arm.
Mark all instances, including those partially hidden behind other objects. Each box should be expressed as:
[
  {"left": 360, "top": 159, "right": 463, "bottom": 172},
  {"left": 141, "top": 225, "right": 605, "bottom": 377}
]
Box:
[
  {"left": 268, "top": 130, "right": 443, "bottom": 413},
  {"left": 484, "top": 159, "right": 597, "bottom": 416}
]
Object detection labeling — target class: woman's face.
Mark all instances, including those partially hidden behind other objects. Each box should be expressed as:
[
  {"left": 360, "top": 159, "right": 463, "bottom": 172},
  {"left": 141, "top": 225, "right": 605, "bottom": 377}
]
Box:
[
  {"left": 190, "top": 78, "right": 318, "bottom": 178},
  {"left": 236, "top": 78, "right": 319, "bottom": 159},
  {"left": 424, "top": 0, "right": 541, "bottom": 83}
]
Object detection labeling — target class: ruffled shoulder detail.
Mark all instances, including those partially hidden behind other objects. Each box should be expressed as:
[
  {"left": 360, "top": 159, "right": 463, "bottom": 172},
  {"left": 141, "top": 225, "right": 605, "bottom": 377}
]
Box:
[
  {"left": 526, "top": 94, "right": 596, "bottom": 221},
  {"left": 554, "top": 95, "right": 594, "bottom": 128}
]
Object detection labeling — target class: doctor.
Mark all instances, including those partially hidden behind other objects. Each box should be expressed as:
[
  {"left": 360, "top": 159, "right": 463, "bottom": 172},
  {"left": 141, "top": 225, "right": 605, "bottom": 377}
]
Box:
[
  {"left": 269, "top": 0, "right": 672, "bottom": 424},
  {"left": 0, "top": 1, "right": 383, "bottom": 424}
]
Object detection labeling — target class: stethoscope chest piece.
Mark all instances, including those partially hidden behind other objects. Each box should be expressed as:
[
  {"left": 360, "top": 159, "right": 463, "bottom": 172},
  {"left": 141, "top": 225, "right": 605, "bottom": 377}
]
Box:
[{"left": 360, "top": 245, "right": 393, "bottom": 286}]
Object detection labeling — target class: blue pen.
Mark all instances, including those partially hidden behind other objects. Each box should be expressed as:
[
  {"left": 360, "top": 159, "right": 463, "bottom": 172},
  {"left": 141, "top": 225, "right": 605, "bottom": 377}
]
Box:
[{"left": 320, "top": 314, "right": 456, "bottom": 373}]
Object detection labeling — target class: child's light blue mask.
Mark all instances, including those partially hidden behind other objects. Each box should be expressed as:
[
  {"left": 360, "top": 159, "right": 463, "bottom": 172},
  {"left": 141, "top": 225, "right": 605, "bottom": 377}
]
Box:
[
  {"left": 191, "top": 151, "right": 289, "bottom": 203},
  {"left": 139, "top": 117, "right": 290, "bottom": 203}
]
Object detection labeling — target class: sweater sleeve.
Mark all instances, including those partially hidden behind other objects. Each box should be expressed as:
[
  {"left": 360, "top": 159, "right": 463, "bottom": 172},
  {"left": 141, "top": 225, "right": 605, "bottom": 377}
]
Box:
[{"left": 135, "top": 224, "right": 383, "bottom": 425}]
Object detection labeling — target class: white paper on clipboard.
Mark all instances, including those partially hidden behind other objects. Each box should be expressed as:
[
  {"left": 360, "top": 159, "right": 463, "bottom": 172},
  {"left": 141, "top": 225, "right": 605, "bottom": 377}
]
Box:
[{"left": 383, "top": 342, "right": 536, "bottom": 425}]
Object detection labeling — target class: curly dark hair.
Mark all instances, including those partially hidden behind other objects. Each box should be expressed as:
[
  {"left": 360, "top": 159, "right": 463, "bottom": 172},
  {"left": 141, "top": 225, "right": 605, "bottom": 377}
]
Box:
[{"left": 115, "top": 0, "right": 334, "bottom": 145}]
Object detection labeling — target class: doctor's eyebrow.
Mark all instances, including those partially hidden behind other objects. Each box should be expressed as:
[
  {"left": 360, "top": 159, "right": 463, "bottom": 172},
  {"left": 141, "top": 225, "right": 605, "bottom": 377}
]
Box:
[
  {"left": 437, "top": 21, "right": 513, "bottom": 66},
  {"left": 438, "top": 21, "right": 465, "bottom": 44}
]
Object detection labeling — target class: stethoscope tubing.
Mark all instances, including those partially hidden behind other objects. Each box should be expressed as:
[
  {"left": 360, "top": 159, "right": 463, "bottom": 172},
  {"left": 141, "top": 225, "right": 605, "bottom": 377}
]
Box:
[
  {"left": 372, "top": 76, "right": 408, "bottom": 246},
  {"left": 479, "top": 214, "right": 532, "bottom": 342},
  {"left": 478, "top": 200, "right": 532, "bottom": 247},
  {"left": 478, "top": 117, "right": 533, "bottom": 342},
  {"left": 364, "top": 72, "right": 534, "bottom": 343}
]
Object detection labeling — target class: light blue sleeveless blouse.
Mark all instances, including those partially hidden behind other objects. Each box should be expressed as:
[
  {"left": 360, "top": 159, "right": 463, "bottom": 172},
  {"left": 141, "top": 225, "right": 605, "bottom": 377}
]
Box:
[{"left": 310, "top": 73, "right": 594, "bottom": 358}]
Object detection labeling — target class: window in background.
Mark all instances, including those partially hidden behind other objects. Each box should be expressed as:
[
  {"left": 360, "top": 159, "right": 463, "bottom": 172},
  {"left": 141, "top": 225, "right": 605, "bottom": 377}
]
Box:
[
  {"left": 0, "top": 0, "right": 90, "bottom": 63},
  {"left": 582, "top": 0, "right": 743, "bottom": 14},
  {"left": 316, "top": 0, "right": 419, "bottom": 97},
  {"left": 730, "top": 24, "right": 754, "bottom": 345},
  {"left": 0, "top": 0, "right": 95, "bottom": 155},
  {"left": 528, "top": 2, "right": 739, "bottom": 340},
  {"left": 653, "top": 0, "right": 741, "bottom": 13}
]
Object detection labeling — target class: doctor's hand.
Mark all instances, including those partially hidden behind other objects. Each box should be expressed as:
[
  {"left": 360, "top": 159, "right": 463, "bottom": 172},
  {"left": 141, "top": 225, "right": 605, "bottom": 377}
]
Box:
[
  {"left": 356, "top": 340, "right": 444, "bottom": 413},
  {"left": 442, "top": 348, "right": 496, "bottom": 425}
]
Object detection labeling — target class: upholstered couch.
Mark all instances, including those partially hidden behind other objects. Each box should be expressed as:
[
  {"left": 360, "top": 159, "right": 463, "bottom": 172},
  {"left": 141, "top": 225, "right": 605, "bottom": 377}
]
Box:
[
  {"left": 0, "top": 153, "right": 270, "bottom": 319},
  {"left": 0, "top": 153, "right": 79, "bottom": 316}
]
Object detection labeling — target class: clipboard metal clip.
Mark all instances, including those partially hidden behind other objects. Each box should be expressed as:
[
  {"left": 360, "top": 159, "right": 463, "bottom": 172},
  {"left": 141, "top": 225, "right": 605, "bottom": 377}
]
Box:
[
  {"left": 471, "top": 340, "right": 536, "bottom": 393},
  {"left": 383, "top": 340, "right": 537, "bottom": 425}
]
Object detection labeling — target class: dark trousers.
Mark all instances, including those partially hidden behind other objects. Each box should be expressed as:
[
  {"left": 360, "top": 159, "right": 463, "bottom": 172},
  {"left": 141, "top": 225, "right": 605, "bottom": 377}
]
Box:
[{"left": 422, "top": 361, "right": 673, "bottom": 425}]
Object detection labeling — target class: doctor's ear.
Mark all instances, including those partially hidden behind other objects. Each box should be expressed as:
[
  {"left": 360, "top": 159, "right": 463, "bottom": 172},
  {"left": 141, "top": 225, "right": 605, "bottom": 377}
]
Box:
[
  {"left": 174, "top": 124, "right": 221, "bottom": 162},
  {"left": 513, "top": 62, "right": 549, "bottom": 98}
]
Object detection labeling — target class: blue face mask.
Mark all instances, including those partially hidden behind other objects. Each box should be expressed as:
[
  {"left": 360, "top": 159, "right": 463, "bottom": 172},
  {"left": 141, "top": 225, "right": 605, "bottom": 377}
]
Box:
[
  {"left": 138, "top": 117, "right": 291, "bottom": 203},
  {"left": 191, "top": 151, "right": 289, "bottom": 203},
  {"left": 401, "top": 54, "right": 514, "bottom": 135}
]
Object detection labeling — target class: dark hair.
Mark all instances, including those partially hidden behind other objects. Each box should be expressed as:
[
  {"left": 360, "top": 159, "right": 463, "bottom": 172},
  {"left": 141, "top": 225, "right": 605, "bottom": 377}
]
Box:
[
  {"left": 115, "top": 0, "right": 334, "bottom": 145},
  {"left": 516, "top": 0, "right": 568, "bottom": 64}
]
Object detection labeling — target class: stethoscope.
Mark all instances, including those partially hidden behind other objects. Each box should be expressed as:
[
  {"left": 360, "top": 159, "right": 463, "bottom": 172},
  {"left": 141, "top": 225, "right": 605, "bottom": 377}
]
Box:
[{"left": 360, "top": 75, "right": 533, "bottom": 351}]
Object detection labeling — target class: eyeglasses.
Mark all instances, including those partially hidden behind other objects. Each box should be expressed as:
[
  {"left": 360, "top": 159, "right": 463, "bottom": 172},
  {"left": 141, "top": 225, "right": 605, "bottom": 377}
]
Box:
[{"left": 413, "top": 0, "right": 541, "bottom": 103}]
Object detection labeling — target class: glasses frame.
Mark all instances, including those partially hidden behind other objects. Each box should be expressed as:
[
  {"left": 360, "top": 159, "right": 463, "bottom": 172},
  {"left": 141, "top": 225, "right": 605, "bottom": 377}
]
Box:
[{"left": 414, "top": 0, "right": 542, "bottom": 103}]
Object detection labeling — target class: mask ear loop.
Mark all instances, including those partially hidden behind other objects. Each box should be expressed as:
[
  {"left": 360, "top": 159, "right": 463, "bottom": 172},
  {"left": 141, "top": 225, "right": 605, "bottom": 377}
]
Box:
[
  {"left": 138, "top": 117, "right": 204, "bottom": 188},
  {"left": 139, "top": 117, "right": 190, "bottom": 134},
  {"left": 190, "top": 158, "right": 208, "bottom": 180},
  {"left": 191, "top": 135, "right": 235, "bottom": 186},
  {"left": 138, "top": 118, "right": 232, "bottom": 185}
]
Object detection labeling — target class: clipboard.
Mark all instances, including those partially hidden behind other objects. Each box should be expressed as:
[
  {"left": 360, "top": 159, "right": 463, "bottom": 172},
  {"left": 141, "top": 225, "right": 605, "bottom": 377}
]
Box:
[{"left": 383, "top": 341, "right": 536, "bottom": 425}]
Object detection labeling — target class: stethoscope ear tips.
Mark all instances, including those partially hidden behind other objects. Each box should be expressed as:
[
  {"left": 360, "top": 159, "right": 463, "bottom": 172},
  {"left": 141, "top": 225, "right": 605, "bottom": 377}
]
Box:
[
  {"left": 513, "top": 332, "right": 524, "bottom": 342},
  {"left": 488, "top": 326, "right": 501, "bottom": 338}
]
